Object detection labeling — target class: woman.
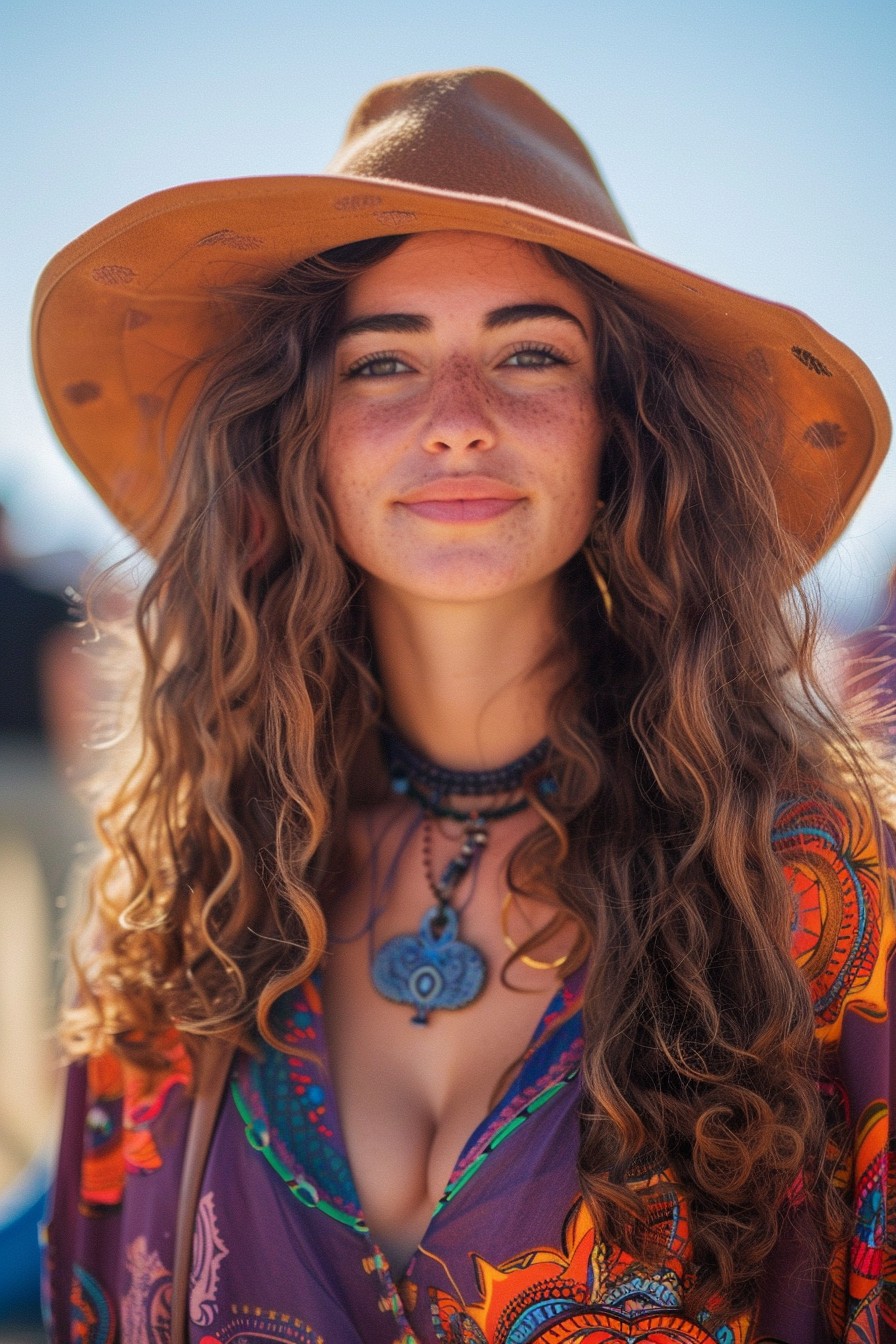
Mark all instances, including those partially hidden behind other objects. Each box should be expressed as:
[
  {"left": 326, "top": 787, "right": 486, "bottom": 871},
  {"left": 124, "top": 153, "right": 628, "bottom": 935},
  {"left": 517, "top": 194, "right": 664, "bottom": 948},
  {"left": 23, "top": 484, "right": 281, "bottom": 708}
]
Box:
[{"left": 33, "top": 69, "right": 894, "bottom": 1343}]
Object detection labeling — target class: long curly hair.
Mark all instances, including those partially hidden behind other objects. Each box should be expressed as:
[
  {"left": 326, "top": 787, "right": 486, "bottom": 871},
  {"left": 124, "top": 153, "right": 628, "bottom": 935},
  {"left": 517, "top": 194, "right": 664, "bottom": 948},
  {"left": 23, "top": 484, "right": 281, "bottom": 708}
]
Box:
[{"left": 65, "top": 234, "right": 880, "bottom": 1318}]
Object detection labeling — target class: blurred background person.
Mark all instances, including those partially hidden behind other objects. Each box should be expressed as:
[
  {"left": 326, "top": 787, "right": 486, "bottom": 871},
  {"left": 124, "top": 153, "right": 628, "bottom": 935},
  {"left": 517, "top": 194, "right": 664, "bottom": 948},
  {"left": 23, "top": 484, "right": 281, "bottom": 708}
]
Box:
[{"left": 0, "top": 502, "right": 90, "bottom": 1331}]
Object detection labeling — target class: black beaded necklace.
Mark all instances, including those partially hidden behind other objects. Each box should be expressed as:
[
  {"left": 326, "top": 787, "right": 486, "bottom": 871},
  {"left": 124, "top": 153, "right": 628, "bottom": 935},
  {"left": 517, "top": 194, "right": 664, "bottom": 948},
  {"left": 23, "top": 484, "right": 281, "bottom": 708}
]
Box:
[
  {"left": 371, "top": 731, "right": 553, "bottom": 1024},
  {"left": 386, "top": 732, "right": 551, "bottom": 801}
]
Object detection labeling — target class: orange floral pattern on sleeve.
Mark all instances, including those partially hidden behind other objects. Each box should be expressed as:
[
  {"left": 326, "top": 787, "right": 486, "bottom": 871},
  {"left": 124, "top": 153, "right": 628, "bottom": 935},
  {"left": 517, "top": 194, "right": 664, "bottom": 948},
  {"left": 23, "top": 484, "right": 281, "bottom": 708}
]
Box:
[
  {"left": 79, "top": 1028, "right": 192, "bottom": 1214},
  {"left": 773, "top": 794, "right": 895, "bottom": 1045}
]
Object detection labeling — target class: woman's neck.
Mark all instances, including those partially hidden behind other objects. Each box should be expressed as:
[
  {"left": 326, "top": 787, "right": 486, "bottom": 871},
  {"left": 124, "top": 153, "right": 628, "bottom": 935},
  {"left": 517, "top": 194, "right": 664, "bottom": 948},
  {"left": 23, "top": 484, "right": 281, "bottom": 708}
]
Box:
[{"left": 367, "top": 577, "right": 570, "bottom": 770}]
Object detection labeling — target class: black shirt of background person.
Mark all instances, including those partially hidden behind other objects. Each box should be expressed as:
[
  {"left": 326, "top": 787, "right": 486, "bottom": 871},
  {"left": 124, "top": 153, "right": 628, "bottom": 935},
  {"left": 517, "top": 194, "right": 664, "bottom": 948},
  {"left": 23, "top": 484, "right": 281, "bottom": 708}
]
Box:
[{"left": 0, "top": 570, "right": 70, "bottom": 741}]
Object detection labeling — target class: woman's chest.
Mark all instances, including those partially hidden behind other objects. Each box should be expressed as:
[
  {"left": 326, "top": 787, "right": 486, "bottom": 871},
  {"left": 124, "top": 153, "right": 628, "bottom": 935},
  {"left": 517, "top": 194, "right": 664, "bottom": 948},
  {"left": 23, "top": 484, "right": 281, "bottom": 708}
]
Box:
[
  {"left": 321, "top": 929, "right": 564, "bottom": 1272},
  {"left": 190, "top": 1076, "right": 749, "bottom": 1344},
  {"left": 320, "top": 806, "right": 579, "bottom": 1269},
  {"left": 202, "top": 1028, "right": 589, "bottom": 1343}
]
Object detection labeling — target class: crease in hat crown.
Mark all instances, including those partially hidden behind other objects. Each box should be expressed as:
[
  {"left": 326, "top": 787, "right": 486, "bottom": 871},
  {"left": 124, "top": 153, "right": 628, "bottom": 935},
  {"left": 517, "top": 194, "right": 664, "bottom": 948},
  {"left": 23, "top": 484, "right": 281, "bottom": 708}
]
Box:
[
  {"left": 327, "top": 68, "right": 632, "bottom": 241},
  {"left": 31, "top": 64, "right": 890, "bottom": 558}
]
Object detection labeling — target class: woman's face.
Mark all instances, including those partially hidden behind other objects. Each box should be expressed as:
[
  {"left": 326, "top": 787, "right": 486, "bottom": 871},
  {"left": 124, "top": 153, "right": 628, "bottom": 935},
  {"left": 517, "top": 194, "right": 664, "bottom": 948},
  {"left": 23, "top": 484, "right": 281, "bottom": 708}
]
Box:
[{"left": 320, "top": 231, "right": 602, "bottom": 605}]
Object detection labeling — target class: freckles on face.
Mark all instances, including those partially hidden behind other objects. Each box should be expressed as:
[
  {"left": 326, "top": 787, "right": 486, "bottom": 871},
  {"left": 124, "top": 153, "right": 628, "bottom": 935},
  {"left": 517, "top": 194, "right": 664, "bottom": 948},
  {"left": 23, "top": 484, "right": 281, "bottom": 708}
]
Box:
[{"left": 319, "top": 231, "right": 603, "bottom": 602}]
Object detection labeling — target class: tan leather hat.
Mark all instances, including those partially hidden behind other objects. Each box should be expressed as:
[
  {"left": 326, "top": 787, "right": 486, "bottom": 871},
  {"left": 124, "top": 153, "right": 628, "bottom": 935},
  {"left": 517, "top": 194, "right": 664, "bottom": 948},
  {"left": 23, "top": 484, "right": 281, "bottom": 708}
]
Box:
[{"left": 32, "top": 67, "right": 890, "bottom": 554}]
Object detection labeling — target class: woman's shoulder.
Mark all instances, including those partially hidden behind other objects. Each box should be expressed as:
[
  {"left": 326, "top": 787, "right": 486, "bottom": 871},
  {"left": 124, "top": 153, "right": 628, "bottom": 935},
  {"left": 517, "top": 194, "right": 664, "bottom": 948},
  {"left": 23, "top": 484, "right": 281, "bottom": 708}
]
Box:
[
  {"left": 772, "top": 790, "right": 895, "bottom": 1044},
  {"left": 771, "top": 790, "right": 890, "bottom": 887}
]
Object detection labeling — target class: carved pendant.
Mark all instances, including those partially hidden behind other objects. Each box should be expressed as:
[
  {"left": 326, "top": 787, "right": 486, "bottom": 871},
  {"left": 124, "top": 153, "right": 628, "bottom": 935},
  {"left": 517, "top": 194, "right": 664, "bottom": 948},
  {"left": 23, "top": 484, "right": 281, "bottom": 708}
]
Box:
[{"left": 371, "top": 905, "right": 486, "bottom": 1025}]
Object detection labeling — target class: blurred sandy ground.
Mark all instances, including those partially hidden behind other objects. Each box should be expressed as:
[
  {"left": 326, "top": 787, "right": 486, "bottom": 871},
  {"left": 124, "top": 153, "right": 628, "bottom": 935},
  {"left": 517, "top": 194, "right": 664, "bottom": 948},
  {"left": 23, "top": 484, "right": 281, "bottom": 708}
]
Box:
[{"left": 0, "top": 838, "right": 57, "bottom": 1178}]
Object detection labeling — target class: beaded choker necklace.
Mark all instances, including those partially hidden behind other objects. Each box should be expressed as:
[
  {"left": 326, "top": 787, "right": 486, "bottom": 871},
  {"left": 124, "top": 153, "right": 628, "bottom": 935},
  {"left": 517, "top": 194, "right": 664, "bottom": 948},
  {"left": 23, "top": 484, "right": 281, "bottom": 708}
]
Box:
[
  {"left": 371, "top": 731, "right": 552, "bottom": 1024},
  {"left": 387, "top": 732, "right": 551, "bottom": 808}
]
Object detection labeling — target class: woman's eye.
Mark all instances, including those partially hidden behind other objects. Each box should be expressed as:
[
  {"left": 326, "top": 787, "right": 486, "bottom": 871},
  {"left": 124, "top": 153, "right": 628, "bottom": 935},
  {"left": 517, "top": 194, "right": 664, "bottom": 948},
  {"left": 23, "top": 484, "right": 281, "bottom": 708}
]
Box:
[
  {"left": 345, "top": 353, "right": 412, "bottom": 379},
  {"left": 503, "top": 344, "right": 569, "bottom": 369}
]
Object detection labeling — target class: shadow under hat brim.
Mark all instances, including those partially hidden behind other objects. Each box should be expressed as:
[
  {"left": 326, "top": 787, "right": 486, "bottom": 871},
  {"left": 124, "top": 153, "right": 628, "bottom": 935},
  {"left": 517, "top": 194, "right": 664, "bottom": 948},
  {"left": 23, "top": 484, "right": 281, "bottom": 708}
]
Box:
[{"left": 32, "top": 172, "right": 891, "bottom": 558}]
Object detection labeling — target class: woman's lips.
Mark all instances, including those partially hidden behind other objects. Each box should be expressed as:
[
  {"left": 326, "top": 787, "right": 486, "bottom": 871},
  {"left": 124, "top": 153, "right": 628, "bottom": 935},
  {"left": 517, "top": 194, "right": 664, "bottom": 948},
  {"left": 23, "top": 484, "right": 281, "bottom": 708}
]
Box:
[
  {"left": 402, "top": 498, "right": 521, "bottom": 522},
  {"left": 397, "top": 477, "right": 525, "bottom": 522}
]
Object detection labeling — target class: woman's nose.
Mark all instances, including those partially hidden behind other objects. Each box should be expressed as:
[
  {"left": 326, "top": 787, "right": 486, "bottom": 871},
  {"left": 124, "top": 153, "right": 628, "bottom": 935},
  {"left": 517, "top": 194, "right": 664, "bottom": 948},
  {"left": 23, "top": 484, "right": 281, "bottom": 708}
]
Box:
[{"left": 421, "top": 360, "right": 497, "bottom": 455}]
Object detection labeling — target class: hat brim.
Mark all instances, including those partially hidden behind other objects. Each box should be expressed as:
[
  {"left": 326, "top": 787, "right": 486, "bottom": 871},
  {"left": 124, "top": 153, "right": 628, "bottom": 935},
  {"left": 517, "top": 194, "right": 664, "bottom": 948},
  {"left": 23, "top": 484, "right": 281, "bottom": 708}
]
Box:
[{"left": 32, "top": 173, "right": 891, "bottom": 557}]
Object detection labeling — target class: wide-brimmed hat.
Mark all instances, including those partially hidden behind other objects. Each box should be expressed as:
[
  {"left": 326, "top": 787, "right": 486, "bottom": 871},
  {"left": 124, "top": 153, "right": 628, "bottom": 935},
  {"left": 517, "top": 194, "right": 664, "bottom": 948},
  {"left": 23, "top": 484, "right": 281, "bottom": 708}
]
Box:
[{"left": 32, "top": 67, "right": 889, "bottom": 555}]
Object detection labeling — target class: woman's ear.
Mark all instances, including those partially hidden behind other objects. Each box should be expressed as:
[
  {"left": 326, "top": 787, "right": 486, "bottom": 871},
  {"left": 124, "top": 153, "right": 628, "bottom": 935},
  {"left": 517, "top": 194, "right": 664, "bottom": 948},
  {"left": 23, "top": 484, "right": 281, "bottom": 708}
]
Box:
[{"left": 244, "top": 493, "right": 287, "bottom": 576}]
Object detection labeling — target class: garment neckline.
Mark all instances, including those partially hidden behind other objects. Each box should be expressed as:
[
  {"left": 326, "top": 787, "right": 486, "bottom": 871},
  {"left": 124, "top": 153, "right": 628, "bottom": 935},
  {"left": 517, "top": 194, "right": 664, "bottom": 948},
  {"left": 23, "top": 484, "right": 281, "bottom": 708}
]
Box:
[
  {"left": 313, "top": 961, "right": 586, "bottom": 1275},
  {"left": 236, "top": 959, "right": 586, "bottom": 1291}
]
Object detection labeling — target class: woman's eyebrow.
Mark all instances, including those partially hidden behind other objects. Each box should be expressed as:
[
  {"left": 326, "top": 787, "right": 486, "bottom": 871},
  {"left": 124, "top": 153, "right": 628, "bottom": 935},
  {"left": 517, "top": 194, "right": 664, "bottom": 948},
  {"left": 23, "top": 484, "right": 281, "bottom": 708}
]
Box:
[
  {"left": 337, "top": 303, "right": 587, "bottom": 341},
  {"left": 338, "top": 312, "right": 430, "bottom": 338},
  {"left": 484, "top": 303, "right": 587, "bottom": 337}
]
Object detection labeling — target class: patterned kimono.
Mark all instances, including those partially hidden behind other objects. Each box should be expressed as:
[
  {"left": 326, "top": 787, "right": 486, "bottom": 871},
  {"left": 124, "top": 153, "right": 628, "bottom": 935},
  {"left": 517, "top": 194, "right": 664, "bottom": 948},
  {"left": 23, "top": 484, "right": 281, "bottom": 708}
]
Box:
[{"left": 44, "top": 795, "right": 896, "bottom": 1343}]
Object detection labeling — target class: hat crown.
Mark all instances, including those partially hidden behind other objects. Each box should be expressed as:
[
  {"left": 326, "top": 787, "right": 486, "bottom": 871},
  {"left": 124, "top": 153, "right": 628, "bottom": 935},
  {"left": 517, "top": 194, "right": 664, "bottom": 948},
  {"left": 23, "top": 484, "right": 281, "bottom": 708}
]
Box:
[{"left": 328, "top": 68, "right": 632, "bottom": 242}]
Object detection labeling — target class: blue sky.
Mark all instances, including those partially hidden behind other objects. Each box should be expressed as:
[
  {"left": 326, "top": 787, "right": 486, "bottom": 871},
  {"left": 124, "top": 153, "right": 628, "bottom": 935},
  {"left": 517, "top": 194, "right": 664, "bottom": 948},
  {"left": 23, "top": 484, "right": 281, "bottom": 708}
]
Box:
[{"left": 2, "top": 0, "right": 894, "bottom": 625}]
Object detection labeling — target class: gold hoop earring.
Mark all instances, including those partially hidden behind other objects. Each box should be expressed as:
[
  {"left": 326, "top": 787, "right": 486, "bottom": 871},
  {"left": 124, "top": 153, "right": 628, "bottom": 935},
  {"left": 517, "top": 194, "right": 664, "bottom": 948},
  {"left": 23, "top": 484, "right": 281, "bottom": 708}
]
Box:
[
  {"left": 585, "top": 499, "right": 613, "bottom": 625},
  {"left": 501, "top": 891, "right": 570, "bottom": 971},
  {"left": 583, "top": 543, "right": 614, "bottom": 625}
]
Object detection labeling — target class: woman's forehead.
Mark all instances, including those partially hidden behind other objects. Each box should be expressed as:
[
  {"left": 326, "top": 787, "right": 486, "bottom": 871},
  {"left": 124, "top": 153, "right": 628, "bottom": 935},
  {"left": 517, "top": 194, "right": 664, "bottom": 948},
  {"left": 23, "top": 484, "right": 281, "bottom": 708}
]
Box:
[{"left": 341, "top": 230, "right": 592, "bottom": 330}]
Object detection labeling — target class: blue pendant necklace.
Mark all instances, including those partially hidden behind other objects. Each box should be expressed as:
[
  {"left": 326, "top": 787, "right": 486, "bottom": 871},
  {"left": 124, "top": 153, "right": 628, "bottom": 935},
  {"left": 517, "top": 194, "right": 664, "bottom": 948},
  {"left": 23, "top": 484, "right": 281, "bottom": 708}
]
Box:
[{"left": 371, "top": 733, "right": 552, "bottom": 1024}]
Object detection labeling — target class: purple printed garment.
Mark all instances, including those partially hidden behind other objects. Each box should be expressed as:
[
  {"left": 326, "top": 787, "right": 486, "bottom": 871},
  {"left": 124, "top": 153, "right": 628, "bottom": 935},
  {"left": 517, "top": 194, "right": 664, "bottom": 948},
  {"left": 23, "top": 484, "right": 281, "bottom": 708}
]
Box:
[{"left": 44, "top": 796, "right": 896, "bottom": 1343}]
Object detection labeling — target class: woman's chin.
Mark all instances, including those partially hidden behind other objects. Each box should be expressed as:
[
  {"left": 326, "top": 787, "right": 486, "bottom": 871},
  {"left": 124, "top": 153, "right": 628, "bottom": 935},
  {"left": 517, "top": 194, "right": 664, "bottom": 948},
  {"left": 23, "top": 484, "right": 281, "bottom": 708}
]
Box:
[{"left": 365, "top": 558, "right": 549, "bottom": 606}]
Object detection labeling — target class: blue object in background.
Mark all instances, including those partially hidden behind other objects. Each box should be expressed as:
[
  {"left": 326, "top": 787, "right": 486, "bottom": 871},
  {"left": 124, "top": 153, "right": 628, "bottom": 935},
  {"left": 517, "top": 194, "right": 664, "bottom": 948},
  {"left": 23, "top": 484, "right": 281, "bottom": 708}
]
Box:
[{"left": 0, "top": 1156, "right": 49, "bottom": 1324}]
